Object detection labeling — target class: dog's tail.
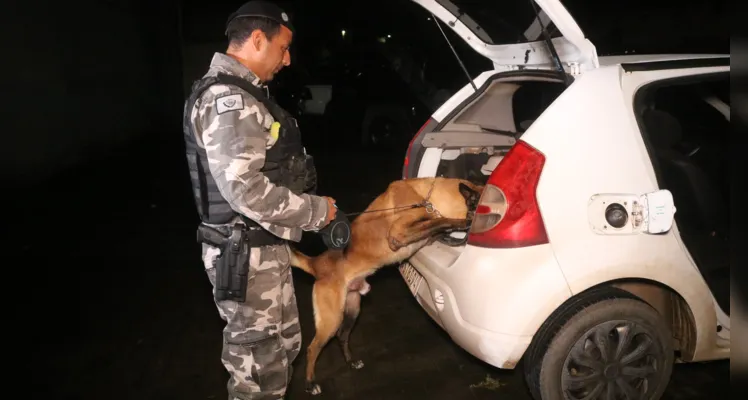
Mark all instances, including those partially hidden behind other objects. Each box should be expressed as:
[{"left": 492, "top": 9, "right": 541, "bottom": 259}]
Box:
[{"left": 289, "top": 247, "right": 316, "bottom": 278}]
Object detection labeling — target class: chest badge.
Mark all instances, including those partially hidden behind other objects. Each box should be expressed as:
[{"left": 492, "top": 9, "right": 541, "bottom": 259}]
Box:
[{"left": 270, "top": 121, "right": 281, "bottom": 140}]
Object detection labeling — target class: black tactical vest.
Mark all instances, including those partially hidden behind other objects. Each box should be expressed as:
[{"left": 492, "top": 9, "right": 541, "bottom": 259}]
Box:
[{"left": 183, "top": 73, "right": 317, "bottom": 226}]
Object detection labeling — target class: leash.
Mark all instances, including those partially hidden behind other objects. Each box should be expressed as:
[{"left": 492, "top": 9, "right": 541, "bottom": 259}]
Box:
[
  {"left": 345, "top": 203, "right": 423, "bottom": 217},
  {"left": 344, "top": 179, "right": 442, "bottom": 218}
]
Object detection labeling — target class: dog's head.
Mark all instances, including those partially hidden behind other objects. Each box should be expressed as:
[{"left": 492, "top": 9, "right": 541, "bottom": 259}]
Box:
[{"left": 458, "top": 181, "right": 484, "bottom": 221}]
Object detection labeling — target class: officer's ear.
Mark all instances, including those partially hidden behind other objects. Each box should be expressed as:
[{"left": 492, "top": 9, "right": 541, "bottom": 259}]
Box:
[{"left": 249, "top": 29, "right": 269, "bottom": 52}]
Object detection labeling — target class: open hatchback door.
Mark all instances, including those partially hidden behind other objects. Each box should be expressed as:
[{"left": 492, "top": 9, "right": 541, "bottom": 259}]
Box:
[{"left": 410, "top": 0, "right": 599, "bottom": 74}]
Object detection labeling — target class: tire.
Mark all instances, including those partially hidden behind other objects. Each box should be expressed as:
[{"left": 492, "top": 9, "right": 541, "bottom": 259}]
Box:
[{"left": 523, "top": 286, "right": 674, "bottom": 400}]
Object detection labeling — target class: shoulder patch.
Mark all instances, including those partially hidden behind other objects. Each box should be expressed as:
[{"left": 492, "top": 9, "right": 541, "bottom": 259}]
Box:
[{"left": 215, "top": 94, "right": 244, "bottom": 114}]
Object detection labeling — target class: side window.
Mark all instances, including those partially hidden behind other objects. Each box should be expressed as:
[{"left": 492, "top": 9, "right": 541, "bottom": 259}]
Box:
[
  {"left": 651, "top": 78, "right": 729, "bottom": 145},
  {"left": 638, "top": 74, "right": 729, "bottom": 160},
  {"left": 635, "top": 72, "right": 729, "bottom": 235}
]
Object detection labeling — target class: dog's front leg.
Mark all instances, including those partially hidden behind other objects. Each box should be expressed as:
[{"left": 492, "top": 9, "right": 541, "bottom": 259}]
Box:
[
  {"left": 387, "top": 215, "right": 415, "bottom": 252},
  {"left": 389, "top": 217, "right": 469, "bottom": 251}
]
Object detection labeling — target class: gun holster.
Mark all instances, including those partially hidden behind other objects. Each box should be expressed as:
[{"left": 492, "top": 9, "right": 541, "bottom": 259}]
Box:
[{"left": 197, "top": 223, "right": 250, "bottom": 303}]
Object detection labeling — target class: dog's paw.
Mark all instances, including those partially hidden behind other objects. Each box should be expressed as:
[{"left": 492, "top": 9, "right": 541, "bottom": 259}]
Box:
[
  {"left": 305, "top": 381, "right": 322, "bottom": 396},
  {"left": 350, "top": 360, "right": 364, "bottom": 370}
]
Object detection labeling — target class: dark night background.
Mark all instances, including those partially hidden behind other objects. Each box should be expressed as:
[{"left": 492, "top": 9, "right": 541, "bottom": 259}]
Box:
[{"left": 8, "top": 0, "right": 730, "bottom": 399}]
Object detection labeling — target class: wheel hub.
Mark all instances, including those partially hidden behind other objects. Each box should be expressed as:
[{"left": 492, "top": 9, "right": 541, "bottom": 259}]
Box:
[
  {"left": 561, "top": 320, "right": 662, "bottom": 400},
  {"left": 603, "top": 363, "right": 620, "bottom": 380}
]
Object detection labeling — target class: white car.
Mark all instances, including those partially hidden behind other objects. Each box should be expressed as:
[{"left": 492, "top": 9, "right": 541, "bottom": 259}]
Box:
[{"left": 398, "top": 0, "right": 730, "bottom": 399}]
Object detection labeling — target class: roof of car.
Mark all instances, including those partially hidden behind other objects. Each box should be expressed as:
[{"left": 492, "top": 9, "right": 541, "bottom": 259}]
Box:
[{"left": 598, "top": 53, "right": 729, "bottom": 67}]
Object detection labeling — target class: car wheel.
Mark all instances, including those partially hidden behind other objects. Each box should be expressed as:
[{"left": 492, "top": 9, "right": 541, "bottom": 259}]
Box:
[{"left": 523, "top": 286, "right": 674, "bottom": 400}]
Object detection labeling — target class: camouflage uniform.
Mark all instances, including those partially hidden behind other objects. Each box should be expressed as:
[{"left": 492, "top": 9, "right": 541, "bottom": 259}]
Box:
[{"left": 186, "top": 53, "right": 330, "bottom": 400}]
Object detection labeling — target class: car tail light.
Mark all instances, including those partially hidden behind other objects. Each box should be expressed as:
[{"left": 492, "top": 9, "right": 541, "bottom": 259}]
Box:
[
  {"left": 402, "top": 119, "right": 432, "bottom": 179},
  {"left": 468, "top": 140, "right": 549, "bottom": 248}
]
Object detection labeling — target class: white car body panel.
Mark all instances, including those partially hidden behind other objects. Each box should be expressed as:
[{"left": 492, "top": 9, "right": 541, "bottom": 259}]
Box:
[{"left": 406, "top": 242, "right": 571, "bottom": 368}]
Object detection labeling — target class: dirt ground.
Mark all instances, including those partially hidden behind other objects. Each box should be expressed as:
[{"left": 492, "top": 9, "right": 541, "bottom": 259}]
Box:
[{"left": 23, "top": 135, "right": 729, "bottom": 400}]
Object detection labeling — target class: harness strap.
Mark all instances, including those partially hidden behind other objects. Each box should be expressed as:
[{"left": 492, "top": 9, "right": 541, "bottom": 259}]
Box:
[{"left": 422, "top": 178, "right": 442, "bottom": 217}]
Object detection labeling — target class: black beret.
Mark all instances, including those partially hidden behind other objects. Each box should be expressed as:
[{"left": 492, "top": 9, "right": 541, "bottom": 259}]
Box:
[{"left": 225, "top": 1, "right": 295, "bottom": 35}]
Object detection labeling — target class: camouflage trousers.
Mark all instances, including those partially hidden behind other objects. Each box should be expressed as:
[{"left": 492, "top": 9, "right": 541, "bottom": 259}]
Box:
[{"left": 202, "top": 242, "right": 302, "bottom": 400}]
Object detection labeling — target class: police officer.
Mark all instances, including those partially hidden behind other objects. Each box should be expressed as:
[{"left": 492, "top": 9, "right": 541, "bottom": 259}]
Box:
[{"left": 182, "top": 1, "right": 337, "bottom": 399}]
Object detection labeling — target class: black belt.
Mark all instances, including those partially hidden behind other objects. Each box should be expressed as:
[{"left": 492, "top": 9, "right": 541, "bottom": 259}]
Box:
[
  {"left": 241, "top": 217, "right": 286, "bottom": 247},
  {"left": 197, "top": 219, "right": 285, "bottom": 249}
]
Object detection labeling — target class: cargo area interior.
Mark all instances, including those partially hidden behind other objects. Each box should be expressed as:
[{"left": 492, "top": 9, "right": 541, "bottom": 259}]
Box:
[
  {"left": 635, "top": 73, "right": 730, "bottom": 315},
  {"left": 427, "top": 75, "right": 568, "bottom": 187},
  {"left": 417, "top": 74, "right": 569, "bottom": 250}
]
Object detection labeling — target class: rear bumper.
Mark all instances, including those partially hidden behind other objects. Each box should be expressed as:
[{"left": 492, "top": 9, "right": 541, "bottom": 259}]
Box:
[{"left": 400, "top": 242, "right": 571, "bottom": 369}]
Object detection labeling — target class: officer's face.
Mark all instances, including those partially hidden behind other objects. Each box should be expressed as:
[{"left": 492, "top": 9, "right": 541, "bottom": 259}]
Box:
[{"left": 256, "top": 25, "right": 293, "bottom": 82}]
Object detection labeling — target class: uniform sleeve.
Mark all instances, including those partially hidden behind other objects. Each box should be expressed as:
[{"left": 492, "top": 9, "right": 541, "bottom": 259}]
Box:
[{"left": 197, "top": 84, "right": 329, "bottom": 231}]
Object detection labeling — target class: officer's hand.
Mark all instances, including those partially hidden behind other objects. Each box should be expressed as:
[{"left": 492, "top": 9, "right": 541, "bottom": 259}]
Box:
[{"left": 324, "top": 197, "right": 337, "bottom": 226}]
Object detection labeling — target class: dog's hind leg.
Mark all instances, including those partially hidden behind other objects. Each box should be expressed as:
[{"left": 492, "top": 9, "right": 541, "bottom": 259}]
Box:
[
  {"left": 337, "top": 291, "right": 363, "bottom": 370},
  {"left": 389, "top": 217, "right": 469, "bottom": 251},
  {"left": 305, "top": 281, "right": 345, "bottom": 396}
]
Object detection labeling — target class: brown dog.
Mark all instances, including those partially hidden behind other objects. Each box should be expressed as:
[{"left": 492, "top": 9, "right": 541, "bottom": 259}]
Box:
[{"left": 290, "top": 177, "right": 484, "bottom": 395}]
